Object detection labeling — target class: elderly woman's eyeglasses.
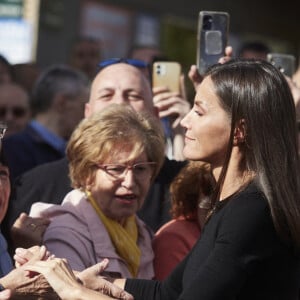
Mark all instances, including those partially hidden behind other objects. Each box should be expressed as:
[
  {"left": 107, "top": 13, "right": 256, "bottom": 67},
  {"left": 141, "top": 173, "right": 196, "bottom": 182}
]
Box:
[{"left": 97, "top": 162, "right": 156, "bottom": 180}]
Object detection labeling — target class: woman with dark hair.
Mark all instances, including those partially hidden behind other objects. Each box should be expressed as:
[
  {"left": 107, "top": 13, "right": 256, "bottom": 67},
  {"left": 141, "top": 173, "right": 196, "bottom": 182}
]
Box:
[
  {"left": 24, "top": 59, "right": 300, "bottom": 299},
  {"left": 153, "top": 161, "right": 214, "bottom": 280}
]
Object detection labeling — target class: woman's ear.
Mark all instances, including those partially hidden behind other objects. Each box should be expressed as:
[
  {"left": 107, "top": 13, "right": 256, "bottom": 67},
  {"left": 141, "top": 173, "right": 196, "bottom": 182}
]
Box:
[{"left": 233, "top": 119, "right": 246, "bottom": 145}]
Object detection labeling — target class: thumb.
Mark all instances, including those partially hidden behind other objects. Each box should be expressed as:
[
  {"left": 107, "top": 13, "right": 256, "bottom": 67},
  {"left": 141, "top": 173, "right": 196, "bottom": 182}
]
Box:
[
  {"left": 79, "top": 258, "right": 109, "bottom": 278},
  {"left": 92, "top": 258, "right": 109, "bottom": 275}
]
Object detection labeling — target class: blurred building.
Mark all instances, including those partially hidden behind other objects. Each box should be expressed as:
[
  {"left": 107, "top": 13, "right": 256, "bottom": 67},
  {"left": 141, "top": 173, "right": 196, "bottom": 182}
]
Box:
[{"left": 1, "top": 0, "right": 299, "bottom": 70}]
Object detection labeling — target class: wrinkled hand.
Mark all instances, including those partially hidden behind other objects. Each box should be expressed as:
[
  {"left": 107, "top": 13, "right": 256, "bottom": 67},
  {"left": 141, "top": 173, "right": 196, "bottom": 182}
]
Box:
[
  {"left": 11, "top": 213, "right": 50, "bottom": 249},
  {"left": 25, "top": 258, "right": 79, "bottom": 299},
  {"left": 0, "top": 264, "right": 38, "bottom": 293},
  {"left": 78, "top": 260, "right": 133, "bottom": 300},
  {"left": 188, "top": 46, "right": 233, "bottom": 90},
  {"left": 0, "top": 246, "right": 58, "bottom": 299},
  {"left": 153, "top": 75, "right": 190, "bottom": 129},
  {"left": 25, "top": 259, "right": 133, "bottom": 300}
]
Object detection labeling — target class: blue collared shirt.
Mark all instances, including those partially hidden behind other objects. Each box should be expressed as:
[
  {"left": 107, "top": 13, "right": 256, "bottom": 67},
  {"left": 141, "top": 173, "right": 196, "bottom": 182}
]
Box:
[{"left": 30, "top": 120, "right": 66, "bottom": 155}]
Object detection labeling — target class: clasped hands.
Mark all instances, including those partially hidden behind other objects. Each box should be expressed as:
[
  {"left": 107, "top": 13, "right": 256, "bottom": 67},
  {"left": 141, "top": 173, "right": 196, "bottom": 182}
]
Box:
[{"left": 1, "top": 246, "right": 132, "bottom": 300}]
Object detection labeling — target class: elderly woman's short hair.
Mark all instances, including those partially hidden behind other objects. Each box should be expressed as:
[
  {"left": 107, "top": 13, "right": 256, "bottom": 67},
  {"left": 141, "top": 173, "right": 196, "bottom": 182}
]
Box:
[{"left": 67, "top": 104, "right": 165, "bottom": 189}]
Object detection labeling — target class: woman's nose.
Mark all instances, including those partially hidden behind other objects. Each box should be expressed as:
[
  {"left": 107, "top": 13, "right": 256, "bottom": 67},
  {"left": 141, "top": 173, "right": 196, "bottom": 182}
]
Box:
[
  {"left": 121, "top": 169, "right": 135, "bottom": 188},
  {"left": 180, "top": 111, "right": 190, "bottom": 128}
]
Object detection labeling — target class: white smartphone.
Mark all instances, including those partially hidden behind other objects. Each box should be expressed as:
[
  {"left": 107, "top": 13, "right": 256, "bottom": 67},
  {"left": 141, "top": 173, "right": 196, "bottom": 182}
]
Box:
[{"left": 152, "top": 61, "right": 181, "bottom": 93}]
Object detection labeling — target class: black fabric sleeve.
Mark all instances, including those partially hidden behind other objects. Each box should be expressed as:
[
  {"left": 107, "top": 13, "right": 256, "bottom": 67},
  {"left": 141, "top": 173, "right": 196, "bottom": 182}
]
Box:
[{"left": 125, "top": 254, "right": 188, "bottom": 300}]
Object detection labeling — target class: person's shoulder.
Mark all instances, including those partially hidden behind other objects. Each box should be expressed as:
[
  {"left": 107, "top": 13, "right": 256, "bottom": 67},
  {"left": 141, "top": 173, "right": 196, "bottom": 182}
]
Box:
[
  {"left": 154, "top": 218, "right": 200, "bottom": 241},
  {"left": 26, "top": 157, "right": 68, "bottom": 175},
  {"left": 18, "top": 157, "right": 69, "bottom": 181},
  {"left": 3, "top": 124, "right": 35, "bottom": 143},
  {"left": 219, "top": 182, "right": 271, "bottom": 231},
  {"left": 34, "top": 191, "right": 88, "bottom": 231},
  {"left": 229, "top": 182, "right": 267, "bottom": 211}
]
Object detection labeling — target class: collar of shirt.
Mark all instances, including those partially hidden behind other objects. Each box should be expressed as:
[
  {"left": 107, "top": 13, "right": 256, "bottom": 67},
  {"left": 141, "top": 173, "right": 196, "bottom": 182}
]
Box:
[{"left": 30, "top": 120, "right": 66, "bottom": 155}]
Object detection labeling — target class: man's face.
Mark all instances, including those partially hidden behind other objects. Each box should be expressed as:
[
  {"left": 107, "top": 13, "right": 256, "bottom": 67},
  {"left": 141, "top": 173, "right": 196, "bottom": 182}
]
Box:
[
  {"left": 0, "top": 83, "right": 30, "bottom": 137},
  {"left": 85, "top": 63, "right": 155, "bottom": 117}
]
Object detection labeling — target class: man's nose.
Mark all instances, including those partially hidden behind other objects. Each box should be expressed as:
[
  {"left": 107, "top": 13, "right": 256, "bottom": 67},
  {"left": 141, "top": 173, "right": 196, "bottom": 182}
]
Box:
[{"left": 112, "top": 92, "right": 128, "bottom": 104}]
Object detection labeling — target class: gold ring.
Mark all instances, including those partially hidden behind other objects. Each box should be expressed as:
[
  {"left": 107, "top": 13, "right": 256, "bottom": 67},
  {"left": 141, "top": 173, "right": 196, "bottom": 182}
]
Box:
[{"left": 29, "top": 223, "right": 37, "bottom": 230}]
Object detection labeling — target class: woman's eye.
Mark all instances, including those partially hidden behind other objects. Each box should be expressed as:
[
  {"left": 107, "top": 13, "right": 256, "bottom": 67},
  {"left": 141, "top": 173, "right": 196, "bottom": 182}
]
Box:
[
  {"left": 194, "top": 110, "right": 203, "bottom": 116},
  {"left": 107, "top": 166, "right": 124, "bottom": 173},
  {"left": 0, "top": 170, "right": 9, "bottom": 179},
  {"left": 134, "top": 166, "right": 146, "bottom": 172}
]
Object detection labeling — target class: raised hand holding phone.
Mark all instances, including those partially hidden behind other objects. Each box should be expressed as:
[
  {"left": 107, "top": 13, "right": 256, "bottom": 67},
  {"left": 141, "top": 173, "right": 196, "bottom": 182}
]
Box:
[{"left": 152, "top": 61, "right": 189, "bottom": 160}]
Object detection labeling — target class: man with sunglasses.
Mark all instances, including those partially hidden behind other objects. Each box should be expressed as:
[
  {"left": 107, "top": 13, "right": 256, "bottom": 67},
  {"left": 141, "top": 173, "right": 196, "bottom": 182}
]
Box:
[
  {"left": 0, "top": 83, "right": 30, "bottom": 137},
  {"left": 1, "top": 64, "right": 90, "bottom": 183},
  {"left": 4, "top": 58, "right": 188, "bottom": 252}
]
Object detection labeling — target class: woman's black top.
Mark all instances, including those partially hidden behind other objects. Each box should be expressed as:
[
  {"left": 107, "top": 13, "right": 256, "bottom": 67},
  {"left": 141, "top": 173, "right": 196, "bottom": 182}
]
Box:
[{"left": 125, "top": 182, "right": 300, "bottom": 299}]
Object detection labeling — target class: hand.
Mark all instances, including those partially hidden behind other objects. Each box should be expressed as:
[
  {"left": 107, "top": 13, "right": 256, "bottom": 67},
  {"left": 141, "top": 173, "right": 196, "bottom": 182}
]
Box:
[
  {"left": 11, "top": 213, "right": 50, "bottom": 249},
  {"left": 218, "top": 46, "right": 233, "bottom": 64},
  {"left": 0, "top": 290, "right": 11, "bottom": 300},
  {"left": 0, "top": 265, "right": 36, "bottom": 292},
  {"left": 0, "top": 246, "right": 58, "bottom": 299},
  {"left": 153, "top": 75, "right": 190, "bottom": 129},
  {"left": 25, "top": 258, "right": 79, "bottom": 299},
  {"left": 14, "top": 245, "right": 52, "bottom": 268},
  {"left": 78, "top": 260, "right": 133, "bottom": 300},
  {"left": 188, "top": 46, "right": 233, "bottom": 90},
  {"left": 26, "top": 259, "right": 132, "bottom": 300}
]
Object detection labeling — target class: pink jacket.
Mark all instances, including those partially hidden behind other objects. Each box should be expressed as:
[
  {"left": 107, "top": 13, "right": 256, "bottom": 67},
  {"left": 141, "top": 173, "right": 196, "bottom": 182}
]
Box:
[{"left": 30, "top": 189, "right": 154, "bottom": 279}]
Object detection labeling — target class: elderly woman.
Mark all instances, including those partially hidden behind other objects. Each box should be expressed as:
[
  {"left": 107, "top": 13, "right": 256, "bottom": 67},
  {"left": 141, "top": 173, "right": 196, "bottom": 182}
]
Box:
[{"left": 30, "top": 104, "right": 165, "bottom": 279}]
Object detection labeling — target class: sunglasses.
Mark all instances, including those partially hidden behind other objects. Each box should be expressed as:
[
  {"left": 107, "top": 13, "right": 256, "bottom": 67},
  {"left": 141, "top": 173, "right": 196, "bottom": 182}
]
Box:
[
  {"left": 98, "top": 58, "right": 149, "bottom": 70},
  {"left": 0, "top": 107, "right": 28, "bottom": 118}
]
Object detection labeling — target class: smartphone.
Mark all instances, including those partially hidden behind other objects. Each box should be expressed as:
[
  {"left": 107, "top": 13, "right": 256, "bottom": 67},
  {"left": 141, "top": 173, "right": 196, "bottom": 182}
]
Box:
[
  {"left": 196, "top": 11, "right": 230, "bottom": 75},
  {"left": 152, "top": 61, "right": 182, "bottom": 144},
  {"left": 267, "top": 53, "right": 296, "bottom": 77},
  {"left": 152, "top": 61, "right": 181, "bottom": 93}
]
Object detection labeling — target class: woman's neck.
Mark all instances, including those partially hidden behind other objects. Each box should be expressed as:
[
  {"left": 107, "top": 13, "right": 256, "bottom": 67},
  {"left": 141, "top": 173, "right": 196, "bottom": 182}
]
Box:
[{"left": 212, "top": 149, "right": 255, "bottom": 201}]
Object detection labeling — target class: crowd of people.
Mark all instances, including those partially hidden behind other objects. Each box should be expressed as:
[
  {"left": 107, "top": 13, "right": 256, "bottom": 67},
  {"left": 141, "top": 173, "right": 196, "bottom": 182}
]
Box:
[{"left": 0, "top": 32, "right": 299, "bottom": 300}]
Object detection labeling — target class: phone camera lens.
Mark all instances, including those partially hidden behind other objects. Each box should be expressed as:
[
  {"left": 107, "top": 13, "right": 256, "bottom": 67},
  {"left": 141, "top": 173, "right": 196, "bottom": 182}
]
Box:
[
  {"left": 203, "top": 15, "right": 212, "bottom": 30},
  {"left": 156, "top": 65, "right": 161, "bottom": 75}
]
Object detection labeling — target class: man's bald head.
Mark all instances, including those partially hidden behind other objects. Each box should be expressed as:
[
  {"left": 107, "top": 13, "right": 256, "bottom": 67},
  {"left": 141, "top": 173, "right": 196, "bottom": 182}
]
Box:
[{"left": 85, "top": 63, "right": 155, "bottom": 117}]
